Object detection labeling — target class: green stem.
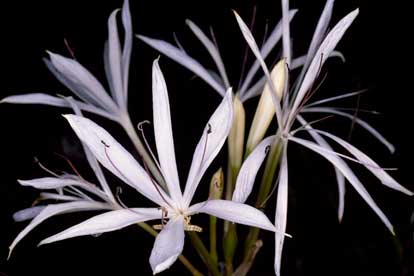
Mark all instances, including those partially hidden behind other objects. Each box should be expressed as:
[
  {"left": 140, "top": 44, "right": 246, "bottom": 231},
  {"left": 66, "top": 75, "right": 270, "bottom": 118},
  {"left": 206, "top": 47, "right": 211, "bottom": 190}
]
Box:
[
  {"left": 136, "top": 222, "right": 204, "bottom": 276},
  {"left": 223, "top": 161, "right": 238, "bottom": 232},
  {"left": 188, "top": 232, "right": 221, "bottom": 276},
  {"left": 120, "top": 114, "right": 167, "bottom": 190},
  {"left": 223, "top": 222, "right": 238, "bottom": 275},
  {"left": 223, "top": 142, "right": 243, "bottom": 275},
  {"left": 209, "top": 215, "right": 218, "bottom": 266},
  {"left": 241, "top": 139, "right": 283, "bottom": 272}
]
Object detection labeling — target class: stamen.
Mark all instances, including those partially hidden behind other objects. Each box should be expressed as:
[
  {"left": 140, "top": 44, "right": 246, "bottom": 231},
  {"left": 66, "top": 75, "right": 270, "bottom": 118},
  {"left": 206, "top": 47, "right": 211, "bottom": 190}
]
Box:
[
  {"left": 260, "top": 19, "right": 269, "bottom": 48},
  {"left": 183, "top": 215, "right": 203, "bottom": 232},
  {"left": 34, "top": 157, "right": 60, "bottom": 178},
  {"left": 64, "top": 37, "right": 76, "bottom": 59},
  {"left": 152, "top": 224, "right": 164, "bottom": 230},
  {"left": 162, "top": 208, "right": 169, "bottom": 226},
  {"left": 184, "top": 224, "right": 203, "bottom": 232},
  {"left": 348, "top": 94, "right": 361, "bottom": 141},
  {"left": 173, "top": 32, "right": 186, "bottom": 53},
  {"left": 288, "top": 53, "right": 325, "bottom": 127},
  {"left": 153, "top": 207, "right": 170, "bottom": 231},
  {"left": 54, "top": 152, "right": 85, "bottom": 181},
  {"left": 325, "top": 107, "right": 380, "bottom": 115},
  {"left": 199, "top": 123, "right": 212, "bottom": 167},
  {"left": 290, "top": 115, "right": 334, "bottom": 136},
  {"left": 115, "top": 186, "right": 129, "bottom": 209},
  {"left": 259, "top": 174, "right": 280, "bottom": 209},
  {"left": 137, "top": 120, "right": 163, "bottom": 173},
  {"left": 101, "top": 140, "right": 173, "bottom": 208}
]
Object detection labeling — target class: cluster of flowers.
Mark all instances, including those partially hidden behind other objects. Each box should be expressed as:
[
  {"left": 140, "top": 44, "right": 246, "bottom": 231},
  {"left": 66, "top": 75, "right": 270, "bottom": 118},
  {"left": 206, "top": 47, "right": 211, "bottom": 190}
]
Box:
[{"left": 4, "top": 0, "right": 411, "bottom": 275}]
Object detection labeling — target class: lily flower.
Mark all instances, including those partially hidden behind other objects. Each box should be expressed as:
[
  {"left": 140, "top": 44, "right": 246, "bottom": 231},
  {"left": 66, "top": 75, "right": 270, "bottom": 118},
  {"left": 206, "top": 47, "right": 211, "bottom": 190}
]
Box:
[
  {"left": 2, "top": 0, "right": 132, "bottom": 124},
  {"left": 137, "top": 10, "right": 301, "bottom": 102},
  {"left": 137, "top": 9, "right": 343, "bottom": 103},
  {"left": 136, "top": 3, "right": 344, "bottom": 178},
  {"left": 35, "top": 60, "right": 281, "bottom": 274},
  {"left": 9, "top": 98, "right": 118, "bottom": 258},
  {"left": 1, "top": 0, "right": 165, "bottom": 186},
  {"left": 232, "top": 1, "right": 413, "bottom": 275}
]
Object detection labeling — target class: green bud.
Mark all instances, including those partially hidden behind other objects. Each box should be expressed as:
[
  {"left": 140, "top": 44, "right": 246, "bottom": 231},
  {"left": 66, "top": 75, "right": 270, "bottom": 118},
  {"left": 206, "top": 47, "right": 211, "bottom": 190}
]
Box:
[
  {"left": 246, "top": 59, "right": 286, "bottom": 155},
  {"left": 209, "top": 167, "right": 224, "bottom": 199}
]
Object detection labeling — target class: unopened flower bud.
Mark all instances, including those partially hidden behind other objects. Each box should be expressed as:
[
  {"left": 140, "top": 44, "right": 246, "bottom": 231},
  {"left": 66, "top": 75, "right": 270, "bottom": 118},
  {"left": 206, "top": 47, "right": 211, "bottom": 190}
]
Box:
[
  {"left": 246, "top": 58, "right": 286, "bottom": 155},
  {"left": 228, "top": 95, "right": 246, "bottom": 171},
  {"left": 209, "top": 167, "right": 224, "bottom": 199}
]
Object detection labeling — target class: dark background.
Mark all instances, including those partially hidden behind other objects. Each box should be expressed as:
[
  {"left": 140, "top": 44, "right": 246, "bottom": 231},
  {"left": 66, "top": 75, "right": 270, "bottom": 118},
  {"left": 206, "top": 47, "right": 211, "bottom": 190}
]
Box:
[{"left": 1, "top": 0, "right": 413, "bottom": 275}]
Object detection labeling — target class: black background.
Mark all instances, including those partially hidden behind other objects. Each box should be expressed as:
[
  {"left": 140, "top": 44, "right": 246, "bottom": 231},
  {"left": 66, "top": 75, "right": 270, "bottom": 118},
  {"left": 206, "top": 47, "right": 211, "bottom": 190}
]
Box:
[{"left": 1, "top": 0, "right": 413, "bottom": 275}]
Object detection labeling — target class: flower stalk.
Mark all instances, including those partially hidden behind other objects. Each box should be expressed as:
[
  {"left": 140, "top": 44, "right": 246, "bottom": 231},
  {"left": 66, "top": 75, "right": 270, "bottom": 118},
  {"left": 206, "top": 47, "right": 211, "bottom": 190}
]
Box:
[
  {"left": 223, "top": 96, "right": 245, "bottom": 274},
  {"left": 188, "top": 232, "right": 221, "bottom": 276},
  {"left": 242, "top": 138, "right": 283, "bottom": 265}
]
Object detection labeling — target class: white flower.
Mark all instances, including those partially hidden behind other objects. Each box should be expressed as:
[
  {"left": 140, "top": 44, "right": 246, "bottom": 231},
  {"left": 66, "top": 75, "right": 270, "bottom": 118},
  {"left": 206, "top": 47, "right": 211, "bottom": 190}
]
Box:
[
  {"left": 232, "top": 1, "right": 413, "bottom": 275},
  {"left": 37, "top": 60, "right": 281, "bottom": 274},
  {"left": 137, "top": 10, "right": 303, "bottom": 103},
  {"left": 2, "top": 0, "right": 132, "bottom": 123},
  {"left": 9, "top": 98, "right": 118, "bottom": 258}
]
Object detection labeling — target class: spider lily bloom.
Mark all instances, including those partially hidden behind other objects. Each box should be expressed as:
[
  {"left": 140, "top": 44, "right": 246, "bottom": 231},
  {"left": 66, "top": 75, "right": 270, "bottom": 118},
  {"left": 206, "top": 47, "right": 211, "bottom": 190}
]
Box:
[
  {"left": 36, "top": 60, "right": 281, "bottom": 274},
  {"left": 233, "top": 2, "right": 413, "bottom": 275},
  {"left": 9, "top": 99, "right": 119, "bottom": 259},
  {"left": 2, "top": 0, "right": 132, "bottom": 123},
  {"left": 2, "top": 0, "right": 164, "bottom": 185},
  {"left": 137, "top": 6, "right": 343, "bottom": 168},
  {"left": 137, "top": 10, "right": 301, "bottom": 103}
]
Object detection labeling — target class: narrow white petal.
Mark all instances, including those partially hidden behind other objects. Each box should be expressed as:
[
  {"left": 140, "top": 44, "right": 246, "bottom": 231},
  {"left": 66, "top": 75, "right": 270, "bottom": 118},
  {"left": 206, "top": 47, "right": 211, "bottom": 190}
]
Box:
[
  {"left": 182, "top": 89, "right": 233, "bottom": 206},
  {"left": 121, "top": 0, "right": 132, "bottom": 100},
  {"left": 240, "top": 10, "right": 297, "bottom": 96},
  {"left": 13, "top": 206, "right": 46, "bottom": 222},
  {"left": 289, "top": 136, "right": 395, "bottom": 234},
  {"left": 189, "top": 200, "right": 278, "bottom": 233},
  {"left": 18, "top": 177, "right": 82, "bottom": 189},
  {"left": 281, "top": 0, "right": 291, "bottom": 64},
  {"left": 39, "top": 208, "right": 162, "bottom": 245},
  {"left": 8, "top": 201, "right": 109, "bottom": 258},
  {"left": 138, "top": 35, "right": 226, "bottom": 96},
  {"left": 64, "top": 115, "right": 172, "bottom": 206},
  {"left": 46, "top": 52, "right": 118, "bottom": 113},
  {"left": 107, "top": 9, "right": 124, "bottom": 106},
  {"left": 1, "top": 93, "right": 117, "bottom": 121},
  {"left": 18, "top": 177, "right": 107, "bottom": 200},
  {"left": 66, "top": 97, "right": 115, "bottom": 202},
  {"left": 304, "top": 89, "right": 367, "bottom": 108},
  {"left": 150, "top": 216, "right": 185, "bottom": 274},
  {"left": 303, "top": 0, "right": 335, "bottom": 70},
  {"left": 152, "top": 60, "right": 182, "bottom": 203},
  {"left": 186, "top": 19, "right": 230, "bottom": 88},
  {"left": 233, "top": 136, "right": 276, "bottom": 203},
  {"left": 302, "top": 107, "right": 395, "bottom": 153},
  {"left": 309, "top": 129, "right": 413, "bottom": 195},
  {"left": 289, "top": 9, "right": 359, "bottom": 122},
  {"left": 104, "top": 41, "right": 116, "bottom": 105},
  {"left": 233, "top": 11, "right": 283, "bottom": 127},
  {"left": 297, "top": 115, "right": 345, "bottom": 221},
  {"left": 274, "top": 148, "right": 288, "bottom": 276}
]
